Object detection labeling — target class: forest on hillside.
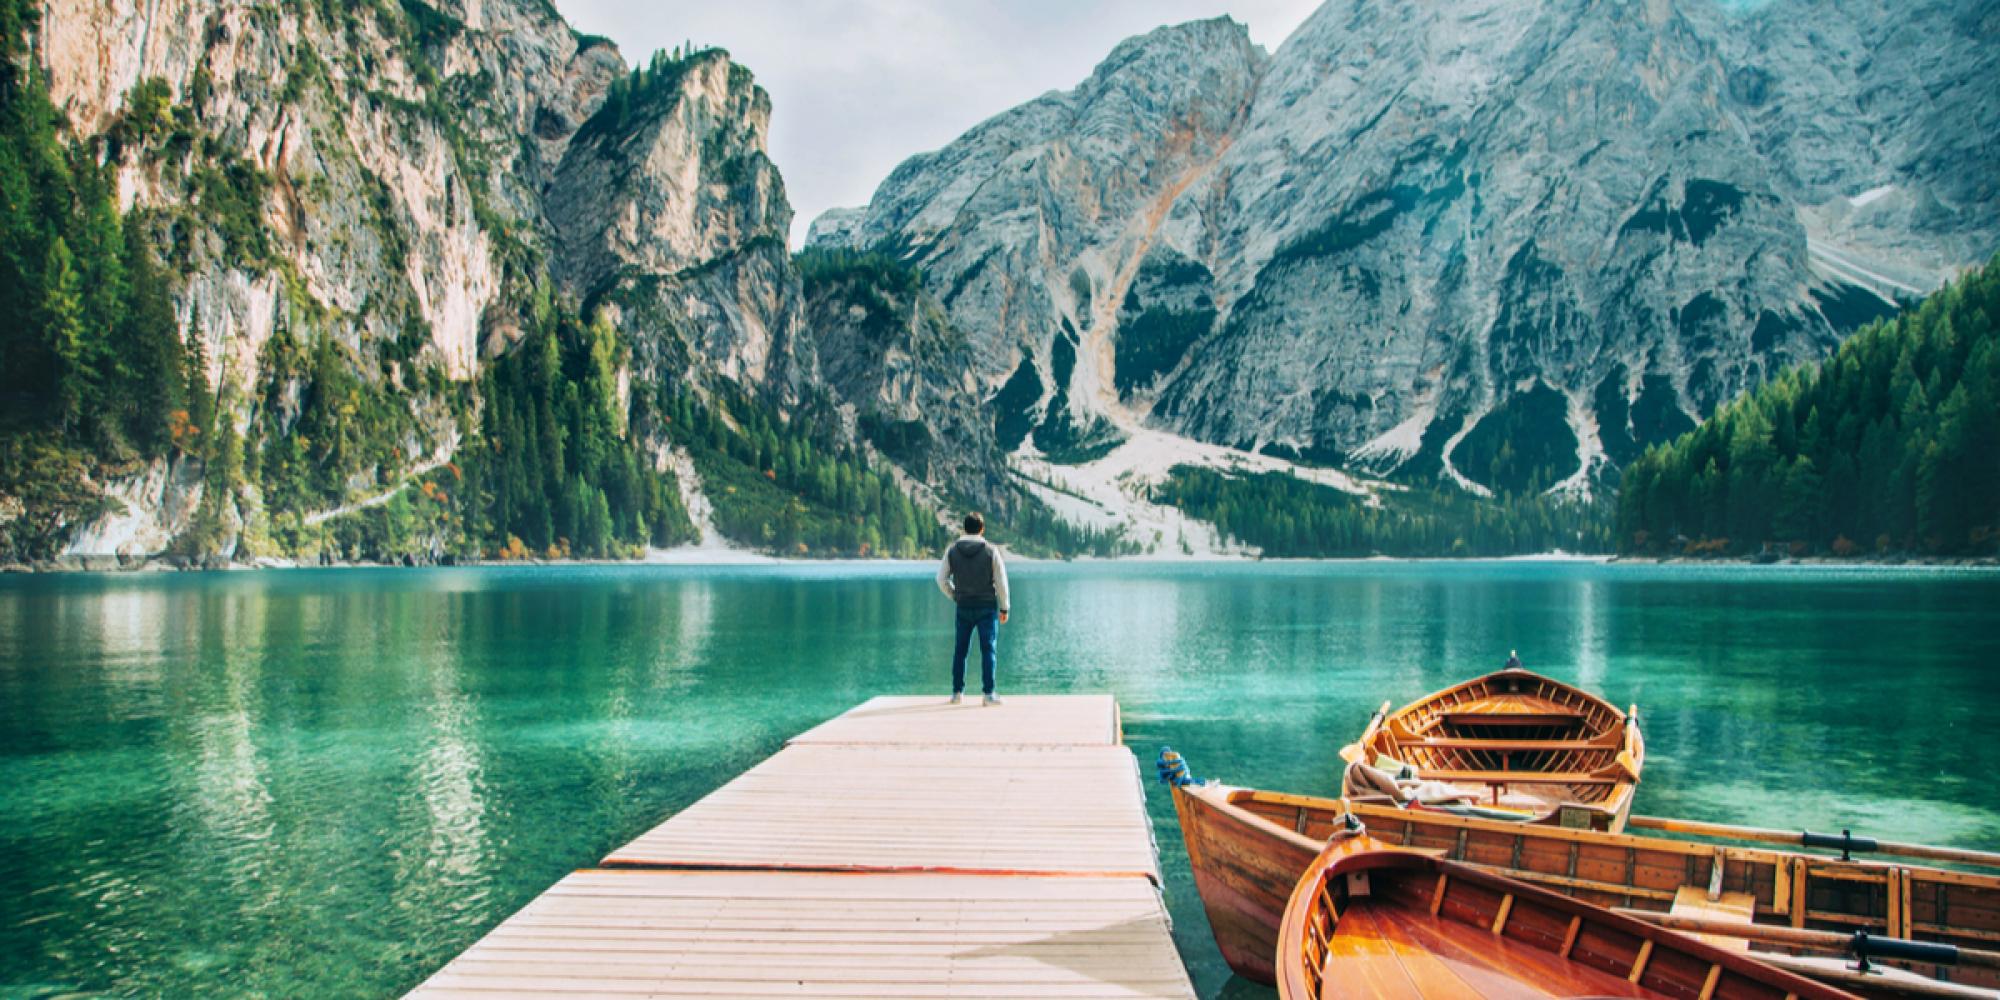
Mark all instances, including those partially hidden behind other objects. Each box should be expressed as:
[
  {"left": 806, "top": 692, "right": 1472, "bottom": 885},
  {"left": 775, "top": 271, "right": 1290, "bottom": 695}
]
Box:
[
  {"left": 0, "top": 0, "right": 212, "bottom": 559},
  {"left": 1156, "top": 468, "right": 1615, "bottom": 557},
  {"left": 1617, "top": 256, "right": 1999, "bottom": 558}
]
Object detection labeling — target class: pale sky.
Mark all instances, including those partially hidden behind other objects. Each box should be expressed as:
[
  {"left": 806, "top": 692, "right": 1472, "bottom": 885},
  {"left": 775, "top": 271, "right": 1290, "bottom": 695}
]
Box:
[{"left": 553, "top": 1, "right": 1321, "bottom": 247}]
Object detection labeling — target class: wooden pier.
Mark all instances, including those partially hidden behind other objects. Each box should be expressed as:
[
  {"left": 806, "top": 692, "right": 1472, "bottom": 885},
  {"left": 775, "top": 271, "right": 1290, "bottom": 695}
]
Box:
[{"left": 407, "top": 695, "right": 1195, "bottom": 999}]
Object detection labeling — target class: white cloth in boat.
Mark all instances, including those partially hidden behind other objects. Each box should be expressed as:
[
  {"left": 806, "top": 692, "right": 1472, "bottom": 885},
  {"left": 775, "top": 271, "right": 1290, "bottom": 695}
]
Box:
[
  {"left": 1346, "top": 759, "right": 1472, "bottom": 805},
  {"left": 1344, "top": 759, "right": 1546, "bottom": 819}
]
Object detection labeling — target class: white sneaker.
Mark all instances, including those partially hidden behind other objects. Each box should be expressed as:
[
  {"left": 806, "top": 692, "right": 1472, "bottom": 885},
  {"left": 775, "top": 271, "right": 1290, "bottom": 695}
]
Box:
[
  {"left": 949, "top": 693, "right": 963, "bottom": 705},
  {"left": 983, "top": 693, "right": 1002, "bottom": 706}
]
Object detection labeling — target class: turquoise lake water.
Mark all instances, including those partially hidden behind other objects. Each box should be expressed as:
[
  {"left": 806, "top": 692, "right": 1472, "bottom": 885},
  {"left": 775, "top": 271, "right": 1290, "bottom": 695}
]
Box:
[{"left": 3, "top": 561, "right": 1998, "bottom": 998}]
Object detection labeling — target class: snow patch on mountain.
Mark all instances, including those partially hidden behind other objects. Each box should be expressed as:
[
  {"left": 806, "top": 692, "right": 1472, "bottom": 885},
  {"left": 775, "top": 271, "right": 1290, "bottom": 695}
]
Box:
[
  {"left": 1012, "top": 422, "right": 1387, "bottom": 557},
  {"left": 1848, "top": 184, "right": 1896, "bottom": 208}
]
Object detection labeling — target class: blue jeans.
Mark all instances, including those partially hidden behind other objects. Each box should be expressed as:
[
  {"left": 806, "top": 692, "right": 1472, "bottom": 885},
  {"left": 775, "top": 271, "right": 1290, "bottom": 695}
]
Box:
[{"left": 952, "top": 605, "right": 998, "bottom": 695}]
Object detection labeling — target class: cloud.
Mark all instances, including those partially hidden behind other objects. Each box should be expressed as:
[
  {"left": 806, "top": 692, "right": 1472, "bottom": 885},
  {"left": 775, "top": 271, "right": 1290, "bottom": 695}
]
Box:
[{"left": 553, "top": 0, "right": 1321, "bottom": 246}]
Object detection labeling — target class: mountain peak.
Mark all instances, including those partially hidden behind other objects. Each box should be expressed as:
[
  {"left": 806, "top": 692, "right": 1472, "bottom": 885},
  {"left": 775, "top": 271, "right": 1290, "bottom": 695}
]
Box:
[{"left": 1091, "top": 15, "right": 1262, "bottom": 74}]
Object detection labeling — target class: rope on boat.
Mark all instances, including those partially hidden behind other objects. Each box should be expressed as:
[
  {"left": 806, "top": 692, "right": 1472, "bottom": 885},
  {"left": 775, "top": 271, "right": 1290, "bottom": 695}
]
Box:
[
  {"left": 1334, "top": 810, "right": 1367, "bottom": 840},
  {"left": 1155, "top": 747, "right": 1198, "bottom": 786}
]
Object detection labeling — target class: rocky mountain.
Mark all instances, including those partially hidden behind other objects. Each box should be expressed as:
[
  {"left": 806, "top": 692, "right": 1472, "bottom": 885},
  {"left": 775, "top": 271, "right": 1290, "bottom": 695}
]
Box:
[
  {"left": 812, "top": 0, "right": 2000, "bottom": 498},
  {"left": 546, "top": 49, "right": 807, "bottom": 393},
  {"left": 3, "top": 0, "right": 947, "bottom": 565}
]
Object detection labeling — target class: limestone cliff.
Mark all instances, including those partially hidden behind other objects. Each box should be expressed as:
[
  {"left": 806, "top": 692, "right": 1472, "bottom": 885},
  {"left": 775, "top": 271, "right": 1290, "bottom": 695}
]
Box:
[
  {"left": 813, "top": 0, "right": 2000, "bottom": 496},
  {"left": 22, "top": 1, "right": 815, "bottom": 563},
  {"left": 549, "top": 49, "right": 807, "bottom": 394}
]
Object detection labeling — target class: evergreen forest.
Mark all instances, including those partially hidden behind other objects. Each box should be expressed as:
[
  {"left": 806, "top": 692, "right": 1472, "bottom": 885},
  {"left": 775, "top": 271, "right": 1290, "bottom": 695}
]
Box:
[{"left": 1617, "top": 256, "right": 1999, "bottom": 558}]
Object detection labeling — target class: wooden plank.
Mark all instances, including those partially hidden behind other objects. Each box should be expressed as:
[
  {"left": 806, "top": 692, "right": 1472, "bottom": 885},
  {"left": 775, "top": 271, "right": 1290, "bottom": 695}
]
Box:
[
  {"left": 1775, "top": 853, "right": 1794, "bottom": 915},
  {"left": 1407, "top": 769, "right": 1621, "bottom": 786},
  {"left": 1473, "top": 865, "right": 1679, "bottom": 903},
  {"left": 1315, "top": 903, "right": 1436, "bottom": 1000},
  {"left": 1627, "top": 938, "right": 1654, "bottom": 982},
  {"left": 605, "top": 743, "right": 1157, "bottom": 878},
  {"left": 1889, "top": 867, "right": 1906, "bottom": 939},
  {"left": 1791, "top": 857, "right": 1810, "bottom": 929},
  {"left": 1898, "top": 866, "right": 1914, "bottom": 940},
  {"left": 1399, "top": 737, "right": 1620, "bottom": 751},
  {"left": 1698, "top": 963, "right": 1723, "bottom": 1000},
  {"left": 1561, "top": 915, "right": 1583, "bottom": 958},
  {"left": 408, "top": 870, "right": 1195, "bottom": 999},
  {"left": 1439, "top": 711, "right": 1587, "bottom": 727},
  {"left": 789, "top": 695, "right": 1118, "bottom": 747}
]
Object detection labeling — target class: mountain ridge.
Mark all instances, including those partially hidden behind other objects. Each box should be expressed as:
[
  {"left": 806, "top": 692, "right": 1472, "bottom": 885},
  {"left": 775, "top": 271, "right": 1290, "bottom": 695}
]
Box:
[{"left": 813, "top": 0, "right": 2000, "bottom": 504}]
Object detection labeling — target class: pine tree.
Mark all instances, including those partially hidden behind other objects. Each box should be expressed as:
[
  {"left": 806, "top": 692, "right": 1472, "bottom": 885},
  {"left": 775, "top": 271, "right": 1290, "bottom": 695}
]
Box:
[
  {"left": 118, "top": 222, "right": 183, "bottom": 454},
  {"left": 40, "top": 237, "right": 85, "bottom": 434}
]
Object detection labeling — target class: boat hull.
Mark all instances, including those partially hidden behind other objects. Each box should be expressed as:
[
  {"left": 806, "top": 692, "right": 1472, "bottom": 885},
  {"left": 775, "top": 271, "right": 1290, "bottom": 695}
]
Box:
[{"left": 1170, "top": 782, "right": 1330, "bottom": 984}]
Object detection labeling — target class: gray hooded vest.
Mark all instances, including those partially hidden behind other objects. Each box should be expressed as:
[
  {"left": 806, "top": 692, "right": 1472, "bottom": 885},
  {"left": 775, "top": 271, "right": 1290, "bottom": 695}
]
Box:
[{"left": 946, "top": 538, "right": 998, "bottom": 607}]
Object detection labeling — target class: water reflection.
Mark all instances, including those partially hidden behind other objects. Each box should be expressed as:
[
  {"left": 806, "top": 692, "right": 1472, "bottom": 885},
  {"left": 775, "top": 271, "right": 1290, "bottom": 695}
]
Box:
[
  {"left": 186, "top": 591, "right": 277, "bottom": 885},
  {"left": 589, "top": 589, "right": 645, "bottom": 807},
  {"left": 414, "top": 627, "right": 489, "bottom": 893},
  {"left": 1573, "top": 577, "right": 1606, "bottom": 691},
  {"left": 655, "top": 579, "right": 715, "bottom": 683},
  {"left": 89, "top": 587, "right": 173, "bottom": 690}
]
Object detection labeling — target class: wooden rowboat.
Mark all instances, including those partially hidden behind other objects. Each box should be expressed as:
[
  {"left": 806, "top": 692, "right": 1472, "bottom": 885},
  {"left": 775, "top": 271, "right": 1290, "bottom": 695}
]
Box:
[
  {"left": 1168, "top": 778, "right": 2000, "bottom": 996},
  {"left": 1340, "top": 667, "right": 1644, "bottom": 831},
  {"left": 1277, "top": 837, "right": 1857, "bottom": 999}
]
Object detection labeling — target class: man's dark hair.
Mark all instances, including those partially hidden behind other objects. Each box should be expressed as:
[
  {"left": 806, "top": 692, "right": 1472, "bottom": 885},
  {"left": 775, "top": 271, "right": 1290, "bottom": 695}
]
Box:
[{"left": 963, "top": 512, "right": 984, "bottom": 535}]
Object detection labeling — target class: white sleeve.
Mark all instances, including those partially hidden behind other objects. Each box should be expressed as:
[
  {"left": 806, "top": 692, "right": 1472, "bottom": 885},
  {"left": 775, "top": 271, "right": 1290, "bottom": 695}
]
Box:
[
  {"left": 936, "top": 549, "right": 956, "bottom": 601},
  {"left": 992, "top": 547, "right": 1010, "bottom": 613}
]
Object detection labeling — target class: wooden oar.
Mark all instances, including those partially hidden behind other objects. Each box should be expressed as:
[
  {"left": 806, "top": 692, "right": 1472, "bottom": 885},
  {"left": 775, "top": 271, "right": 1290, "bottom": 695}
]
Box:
[
  {"left": 1628, "top": 815, "right": 2000, "bottom": 869},
  {"left": 1756, "top": 956, "right": 2000, "bottom": 1000},
  {"left": 1612, "top": 910, "right": 2000, "bottom": 972}
]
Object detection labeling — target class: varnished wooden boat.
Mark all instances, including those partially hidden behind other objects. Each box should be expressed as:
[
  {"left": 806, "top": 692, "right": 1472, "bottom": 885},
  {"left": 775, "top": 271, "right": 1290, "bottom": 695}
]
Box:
[
  {"left": 1169, "top": 779, "right": 2000, "bottom": 995},
  {"left": 1340, "top": 667, "right": 1644, "bottom": 831},
  {"left": 1277, "top": 837, "right": 1857, "bottom": 999}
]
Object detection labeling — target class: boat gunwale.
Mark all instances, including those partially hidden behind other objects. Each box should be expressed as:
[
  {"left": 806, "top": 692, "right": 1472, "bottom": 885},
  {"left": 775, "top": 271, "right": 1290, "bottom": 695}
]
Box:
[
  {"left": 1382, "top": 667, "right": 1629, "bottom": 735},
  {"left": 1236, "top": 783, "right": 2000, "bottom": 879}
]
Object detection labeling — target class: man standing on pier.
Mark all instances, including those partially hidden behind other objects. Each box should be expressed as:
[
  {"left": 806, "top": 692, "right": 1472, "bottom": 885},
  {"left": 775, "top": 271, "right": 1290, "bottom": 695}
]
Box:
[{"left": 936, "top": 512, "right": 1009, "bottom": 706}]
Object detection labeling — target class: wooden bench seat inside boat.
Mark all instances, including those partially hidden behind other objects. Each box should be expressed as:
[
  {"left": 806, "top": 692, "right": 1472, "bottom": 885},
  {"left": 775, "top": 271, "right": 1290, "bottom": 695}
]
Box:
[
  {"left": 1398, "top": 736, "right": 1622, "bottom": 751},
  {"left": 1414, "top": 769, "right": 1623, "bottom": 785},
  {"left": 1439, "top": 712, "right": 1591, "bottom": 729}
]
